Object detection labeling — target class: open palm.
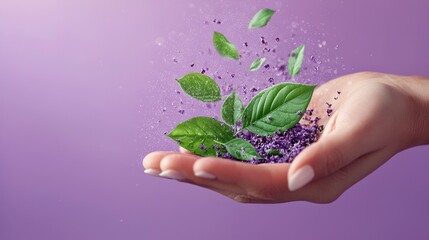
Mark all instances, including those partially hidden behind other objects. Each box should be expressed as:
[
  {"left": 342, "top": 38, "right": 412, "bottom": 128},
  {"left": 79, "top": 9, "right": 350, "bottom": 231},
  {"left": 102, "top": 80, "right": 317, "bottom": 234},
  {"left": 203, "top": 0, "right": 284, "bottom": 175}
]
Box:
[{"left": 143, "top": 72, "right": 425, "bottom": 203}]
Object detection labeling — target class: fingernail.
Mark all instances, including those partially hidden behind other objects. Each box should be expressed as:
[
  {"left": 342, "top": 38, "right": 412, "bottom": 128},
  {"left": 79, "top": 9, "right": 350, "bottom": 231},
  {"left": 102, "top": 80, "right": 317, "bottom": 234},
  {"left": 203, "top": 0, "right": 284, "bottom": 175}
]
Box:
[
  {"left": 159, "top": 170, "right": 185, "bottom": 180},
  {"left": 195, "top": 171, "right": 216, "bottom": 180},
  {"left": 144, "top": 169, "right": 161, "bottom": 176},
  {"left": 288, "top": 165, "right": 315, "bottom": 191}
]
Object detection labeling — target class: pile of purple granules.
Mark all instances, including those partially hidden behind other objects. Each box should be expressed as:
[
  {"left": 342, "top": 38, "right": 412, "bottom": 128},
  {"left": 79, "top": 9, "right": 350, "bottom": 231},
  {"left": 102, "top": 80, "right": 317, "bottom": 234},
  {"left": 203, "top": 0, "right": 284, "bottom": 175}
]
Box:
[{"left": 219, "top": 109, "right": 323, "bottom": 164}]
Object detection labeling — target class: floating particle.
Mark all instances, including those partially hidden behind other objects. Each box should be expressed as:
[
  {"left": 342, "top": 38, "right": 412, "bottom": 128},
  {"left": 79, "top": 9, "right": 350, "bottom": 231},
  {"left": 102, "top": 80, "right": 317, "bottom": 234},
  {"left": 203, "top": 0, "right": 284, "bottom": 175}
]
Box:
[
  {"left": 264, "top": 64, "right": 270, "bottom": 69},
  {"left": 275, "top": 37, "right": 280, "bottom": 42},
  {"left": 175, "top": 90, "right": 180, "bottom": 94},
  {"left": 173, "top": 58, "right": 178, "bottom": 63},
  {"left": 190, "top": 63, "right": 195, "bottom": 67},
  {"left": 161, "top": 108, "right": 167, "bottom": 112},
  {"left": 244, "top": 42, "right": 248, "bottom": 47},
  {"left": 325, "top": 102, "right": 332, "bottom": 108},
  {"left": 268, "top": 77, "right": 275, "bottom": 83},
  {"left": 337, "top": 91, "right": 341, "bottom": 94},
  {"left": 201, "top": 69, "right": 206, "bottom": 74},
  {"left": 178, "top": 109, "right": 185, "bottom": 114},
  {"left": 250, "top": 87, "right": 258, "bottom": 92},
  {"left": 327, "top": 108, "right": 333, "bottom": 116}
]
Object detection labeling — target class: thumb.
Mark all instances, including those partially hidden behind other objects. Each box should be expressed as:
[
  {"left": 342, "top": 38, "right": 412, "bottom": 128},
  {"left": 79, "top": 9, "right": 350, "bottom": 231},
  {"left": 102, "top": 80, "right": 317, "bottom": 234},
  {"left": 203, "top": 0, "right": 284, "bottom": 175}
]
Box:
[{"left": 287, "top": 128, "right": 373, "bottom": 191}]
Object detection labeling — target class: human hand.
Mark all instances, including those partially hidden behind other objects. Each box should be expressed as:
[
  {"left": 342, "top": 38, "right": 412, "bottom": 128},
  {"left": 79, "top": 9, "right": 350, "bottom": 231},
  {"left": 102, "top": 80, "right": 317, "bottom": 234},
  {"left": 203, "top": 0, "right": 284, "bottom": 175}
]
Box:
[{"left": 143, "top": 72, "right": 429, "bottom": 203}]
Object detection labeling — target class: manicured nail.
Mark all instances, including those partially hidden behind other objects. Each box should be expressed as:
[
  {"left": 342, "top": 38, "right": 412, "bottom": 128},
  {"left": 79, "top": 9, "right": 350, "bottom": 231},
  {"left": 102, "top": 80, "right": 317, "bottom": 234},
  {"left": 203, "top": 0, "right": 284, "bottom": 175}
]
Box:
[
  {"left": 144, "top": 169, "right": 161, "bottom": 176},
  {"left": 195, "top": 171, "right": 216, "bottom": 180},
  {"left": 288, "top": 165, "right": 315, "bottom": 191},
  {"left": 159, "top": 170, "right": 185, "bottom": 180}
]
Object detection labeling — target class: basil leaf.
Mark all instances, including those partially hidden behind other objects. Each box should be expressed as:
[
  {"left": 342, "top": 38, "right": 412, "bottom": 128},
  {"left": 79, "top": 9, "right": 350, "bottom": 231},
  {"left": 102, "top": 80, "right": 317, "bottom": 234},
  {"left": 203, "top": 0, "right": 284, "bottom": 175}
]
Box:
[
  {"left": 248, "top": 8, "right": 276, "bottom": 29},
  {"left": 241, "top": 82, "right": 316, "bottom": 136},
  {"left": 221, "top": 91, "right": 243, "bottom": 126},
  {"left": 249, "top": 57, "right": 266, "bottom": 72},
  {"left": 213, "top": 32, "right": 239, "bottom": 60},
  {"left": 288, "top": 44, "right": 305, "bottom": 77},
  {"left": 176, "top": 73, "right": 221, "bottom": 102},
  {"left": 167, "top": 117, "right": 234, "bottom": 157},
  {"left": 221, "top": 138, "right": 262, "bottom": 161}
]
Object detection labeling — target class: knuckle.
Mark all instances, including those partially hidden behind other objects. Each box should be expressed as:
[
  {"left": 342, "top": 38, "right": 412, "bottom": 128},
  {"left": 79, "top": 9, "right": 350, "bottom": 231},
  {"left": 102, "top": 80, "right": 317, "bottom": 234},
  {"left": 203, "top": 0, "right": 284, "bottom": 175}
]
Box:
[{"left": 322, "top": 150, "right": 344, "bottom": 176}]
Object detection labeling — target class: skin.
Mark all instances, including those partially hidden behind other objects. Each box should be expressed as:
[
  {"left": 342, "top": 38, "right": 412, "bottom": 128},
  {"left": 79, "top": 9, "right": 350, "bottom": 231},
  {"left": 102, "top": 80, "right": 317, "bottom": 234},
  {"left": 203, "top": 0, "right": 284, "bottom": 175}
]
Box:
[{"left": 143, "top": 72, "right": 429, "bottom": 203}]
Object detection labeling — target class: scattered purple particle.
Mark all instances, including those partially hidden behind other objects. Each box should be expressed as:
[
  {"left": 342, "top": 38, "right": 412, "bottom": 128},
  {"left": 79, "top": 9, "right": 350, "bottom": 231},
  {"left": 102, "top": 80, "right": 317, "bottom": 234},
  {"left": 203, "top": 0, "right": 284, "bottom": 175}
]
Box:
[
  {"left": 231, "top": 73, "right": 235, "bottom": 78},
  {"left": 334, "top": 97, "right": 338, "bottom": 100},
  {"left": 175, "top": 90, "right": 180, "bottom": 94},
  {"left": 178, "top": 110, "right": 185, "bottom": 114},
  {"left": 217, "top": 76, "right": 222, "bottom": 80},
  {"left": 268, "top": 78, "right": 275, "bottom": 83},
  {"left": 244, "top": 42, "right": 248, "bottom": 47},
  {"left": 275, "top": 37, "right": 280, "bottom": 42},
  {"left": 173, "top": 58, "right": 178, "bottom": 63},
  {"left": 325, "top": 102, "right": 332, "bottom": 108},
  {"left": 201, "top": 69, "right": 206, "bottom": 74},
  {"left": 264, "top": 64, "right": 270, "bottom": 69},
  {"left": 162, "top": 108, "right": 167, "bottom": 112},
  {"left": 296, "top": 111, "right": 303, "bottom": 116},
  {"left": 337, "top": 91, "right": 341, "bottom": 95},
  {"left": 190, "top": 63, "right": 195, "bottom": 67},
  {"left": 250, "top": 87, "right": 258, "bottom": 92},
  {"left": 327, "top": 108, "right": 333, "bottom": 116}
]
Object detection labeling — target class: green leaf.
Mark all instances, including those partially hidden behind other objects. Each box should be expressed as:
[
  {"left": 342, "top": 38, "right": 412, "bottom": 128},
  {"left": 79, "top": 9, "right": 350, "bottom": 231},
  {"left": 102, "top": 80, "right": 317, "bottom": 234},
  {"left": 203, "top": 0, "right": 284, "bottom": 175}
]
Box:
[
  {"left": 221, "top": 91, "right": 243, "bottom": 126},
  {"left": 176, "top": 73, "right": 221, "bottom": 102},
  {"left": 266, "top": 149, "right": 283, "bottom": 156},
  {"left": 221, "top": 138, "right": 262, "bottom": 161},
  {"left": 248, "top": 8, "right": 276, "bottom": 29},
  {"left": 288, "top": 44, "right": 305, "bottom": 77},
  {"left": 241, "top": 82, "right": 316, "bottom": 136},
  {"left": 167, "top": 117, "right": 234, "bottom": 157},
  {"left": 213, "top": 32, "right": 239, "bottom": 60},
  {"left": 249, "top": 57, "right": 266, "bottom": 72}
]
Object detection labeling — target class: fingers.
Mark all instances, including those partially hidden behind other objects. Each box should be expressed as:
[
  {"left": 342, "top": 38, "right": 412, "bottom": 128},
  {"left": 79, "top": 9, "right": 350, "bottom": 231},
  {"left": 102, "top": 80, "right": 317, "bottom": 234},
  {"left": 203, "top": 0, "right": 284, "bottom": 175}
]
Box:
[
  {"left": 142, "top": 151, "right": 175, "bottom": 175},
  {"left": 143, "top": 151, "right": 304, "bottom": 203},
  {"left": 143, "top": 152, "right": 245, "bottom": 194}
]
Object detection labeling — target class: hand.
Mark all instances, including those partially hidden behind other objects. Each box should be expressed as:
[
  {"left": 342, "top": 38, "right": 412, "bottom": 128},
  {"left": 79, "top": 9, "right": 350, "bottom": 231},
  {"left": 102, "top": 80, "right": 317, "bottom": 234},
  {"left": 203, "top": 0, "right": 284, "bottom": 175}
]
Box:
[{"left": 143, "top": 72, "right": 429, "bottom": 203}]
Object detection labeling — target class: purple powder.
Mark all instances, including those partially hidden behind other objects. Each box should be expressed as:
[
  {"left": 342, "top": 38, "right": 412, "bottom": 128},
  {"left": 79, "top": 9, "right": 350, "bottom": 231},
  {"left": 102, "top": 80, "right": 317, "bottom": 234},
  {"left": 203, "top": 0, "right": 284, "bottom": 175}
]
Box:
[{"left": 218, "top": 110, "right": 323, "bottom": 164}]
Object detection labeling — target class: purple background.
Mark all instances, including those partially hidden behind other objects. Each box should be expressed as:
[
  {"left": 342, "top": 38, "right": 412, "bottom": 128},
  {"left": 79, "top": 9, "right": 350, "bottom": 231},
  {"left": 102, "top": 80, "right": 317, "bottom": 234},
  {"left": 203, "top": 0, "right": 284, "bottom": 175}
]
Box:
[{"left": 1, "top": 0, "right": 429, "bottom": 239}]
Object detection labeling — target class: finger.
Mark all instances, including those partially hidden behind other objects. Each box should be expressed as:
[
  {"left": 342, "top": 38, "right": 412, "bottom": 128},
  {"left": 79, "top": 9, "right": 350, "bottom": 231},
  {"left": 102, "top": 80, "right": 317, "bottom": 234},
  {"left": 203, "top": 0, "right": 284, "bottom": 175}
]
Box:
[
  {"left": 157, "top": 153, "right": 246, "bottom": 194},
  {"left": 179, "top": 147, "right": 196, "bottom": 155},
  {"left": 297, "top": 148, "right": 392, "bottom": 203},
  {"left": 287, "top": 111, "right": 378, "bottom": 191},
  {"left": 193, "top": 158, "right": 308, "bottom": 202},
  {"left": 142, "top": 151, "right": 176, "bottom": 176}
]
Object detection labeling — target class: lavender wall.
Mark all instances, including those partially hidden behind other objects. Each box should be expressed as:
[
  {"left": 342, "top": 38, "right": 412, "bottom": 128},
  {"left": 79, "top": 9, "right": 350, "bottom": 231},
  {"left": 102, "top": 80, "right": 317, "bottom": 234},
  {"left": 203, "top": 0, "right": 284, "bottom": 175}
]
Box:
[{"left": 1, "top": 0, "right": 429, "bottom": 239}]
